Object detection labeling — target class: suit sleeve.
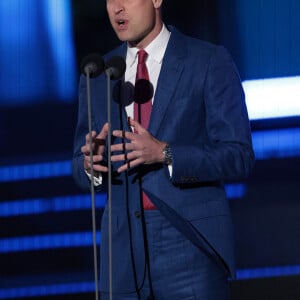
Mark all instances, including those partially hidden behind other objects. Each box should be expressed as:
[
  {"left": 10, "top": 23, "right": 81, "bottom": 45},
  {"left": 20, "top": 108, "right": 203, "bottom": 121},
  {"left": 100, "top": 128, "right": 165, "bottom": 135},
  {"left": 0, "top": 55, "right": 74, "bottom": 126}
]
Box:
[
  {"left": 72, "top": 75, "right": 107, "bottom": 192},
  {"left": 170, "top": 46, "right": 255, "bottom": 184}
]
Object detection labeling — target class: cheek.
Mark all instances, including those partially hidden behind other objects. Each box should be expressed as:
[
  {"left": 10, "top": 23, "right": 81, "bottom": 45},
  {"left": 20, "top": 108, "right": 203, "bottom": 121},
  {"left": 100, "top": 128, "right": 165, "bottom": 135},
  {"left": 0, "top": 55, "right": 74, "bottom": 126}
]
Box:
[{"left": 132, "top": 11, "right": 154, "bottom": 30}]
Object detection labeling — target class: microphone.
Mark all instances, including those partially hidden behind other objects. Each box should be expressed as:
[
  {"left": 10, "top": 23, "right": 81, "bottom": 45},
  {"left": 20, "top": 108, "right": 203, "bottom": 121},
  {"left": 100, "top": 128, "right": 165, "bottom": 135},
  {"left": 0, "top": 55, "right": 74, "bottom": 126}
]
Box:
[
  {"left": 134, "top": 79, "right": 154, "bottom": 104},
  {"left": 80, "top": 52, "right": 104, "bottom": 300},
  {"left": 80, "top": 53, "right": 104, "bottom": 78},
  {"left": 113, "top": 81, "right": 135, "bottom": 107},
  {"left": 105, "top": 56, "right": 126, "bottom": 80}
]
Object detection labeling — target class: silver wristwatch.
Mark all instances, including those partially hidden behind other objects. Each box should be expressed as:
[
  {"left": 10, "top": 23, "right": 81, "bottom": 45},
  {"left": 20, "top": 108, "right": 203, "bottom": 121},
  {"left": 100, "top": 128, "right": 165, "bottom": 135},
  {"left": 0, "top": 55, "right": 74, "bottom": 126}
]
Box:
[{"left": 163, "top": 143, "right": 173, "bottom": 165}]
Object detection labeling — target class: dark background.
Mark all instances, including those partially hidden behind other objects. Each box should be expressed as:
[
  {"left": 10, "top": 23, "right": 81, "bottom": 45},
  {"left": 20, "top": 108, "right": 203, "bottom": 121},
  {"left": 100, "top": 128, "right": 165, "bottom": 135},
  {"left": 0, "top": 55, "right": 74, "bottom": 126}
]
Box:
[{"left": 1, "top": 0, "right": 300, "bottom": 299}]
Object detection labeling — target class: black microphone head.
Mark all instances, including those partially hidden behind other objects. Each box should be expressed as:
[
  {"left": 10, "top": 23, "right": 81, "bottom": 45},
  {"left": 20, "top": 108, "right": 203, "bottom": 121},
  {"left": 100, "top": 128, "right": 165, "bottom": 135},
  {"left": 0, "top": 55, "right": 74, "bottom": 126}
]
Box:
[
  {"left": 113, "top": 81, "right": 135, "bottom": 107},
  {"left": 105, "top": 56, "right": 126, "bottom": 80},
  {"left": 80, "top": 53, "right": 104, "bottom": 78},
  {"left": 134, "top": 79, "right": 154, "bottom": 104}
]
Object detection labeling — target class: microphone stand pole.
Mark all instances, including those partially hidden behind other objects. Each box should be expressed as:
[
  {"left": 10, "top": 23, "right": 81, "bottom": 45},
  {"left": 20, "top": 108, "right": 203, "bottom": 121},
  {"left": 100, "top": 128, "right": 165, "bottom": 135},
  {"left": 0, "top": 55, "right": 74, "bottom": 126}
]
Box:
[
  {"left": 86, "top": 71, "right": 99, "bottom": 300},
  {"left": 106, "top": 71, "right": 113, "bottom": 300}
]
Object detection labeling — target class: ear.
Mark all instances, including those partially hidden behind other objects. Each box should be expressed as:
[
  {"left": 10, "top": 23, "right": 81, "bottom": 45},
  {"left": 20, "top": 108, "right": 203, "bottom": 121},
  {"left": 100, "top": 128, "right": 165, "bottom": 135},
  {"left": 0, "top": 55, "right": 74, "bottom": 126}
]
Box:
[{"left": 152, "top": 0, "right": 163, "bottom": 9}]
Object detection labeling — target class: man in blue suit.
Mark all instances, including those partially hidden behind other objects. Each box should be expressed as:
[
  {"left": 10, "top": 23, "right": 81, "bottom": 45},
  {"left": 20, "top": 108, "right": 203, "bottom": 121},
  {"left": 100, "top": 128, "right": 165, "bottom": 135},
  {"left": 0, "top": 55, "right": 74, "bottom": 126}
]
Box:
[{"left": 72, "top": 0, "right": 255, "bottom": 299}]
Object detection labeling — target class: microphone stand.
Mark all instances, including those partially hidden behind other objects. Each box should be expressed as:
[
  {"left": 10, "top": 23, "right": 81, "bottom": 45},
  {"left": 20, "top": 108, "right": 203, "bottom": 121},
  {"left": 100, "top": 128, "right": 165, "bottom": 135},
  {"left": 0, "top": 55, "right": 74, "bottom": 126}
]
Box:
[
  {"left": 86, "top": 70, "right": 100, "bottom": 300},
  {"left": 103, "top": 56, "right": 126, "bottom": 300},
  {"left": 105, "top": 71, "right": 113, "bottom": 300}
]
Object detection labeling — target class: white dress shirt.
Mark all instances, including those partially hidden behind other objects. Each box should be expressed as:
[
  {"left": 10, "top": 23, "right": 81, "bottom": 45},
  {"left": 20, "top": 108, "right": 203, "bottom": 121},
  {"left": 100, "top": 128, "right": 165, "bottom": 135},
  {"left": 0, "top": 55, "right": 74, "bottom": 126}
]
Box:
[{"left": 124, "top": 24, "right": 171, "bottom": 119}]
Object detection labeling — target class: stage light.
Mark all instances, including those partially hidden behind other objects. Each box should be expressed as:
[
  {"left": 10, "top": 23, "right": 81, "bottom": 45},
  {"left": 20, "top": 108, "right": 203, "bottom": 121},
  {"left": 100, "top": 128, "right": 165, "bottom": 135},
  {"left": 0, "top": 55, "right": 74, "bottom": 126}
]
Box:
[
  {"left": 0, "top": 0, "right": 76, "bottom": 105},
  {"left": 0, "top": 282, "right": 95, "bottom": 299},
  {"left": 0, "top": 194, "right": 106, "bottom": 217},
  {"left": 252, "top": 127, "right": 300, "bottom": 159},
  {"left": 0, "top": 160, "right": 71, "bottom": 182},
  {"left": 236, "top": 265, "right": 300, "bottom": 280},
  {"left": 243, "top": 76, "right": 300, "bottom": 120},
  {"left": 0, "top": 232, "right": 101, "bottom": 254}
]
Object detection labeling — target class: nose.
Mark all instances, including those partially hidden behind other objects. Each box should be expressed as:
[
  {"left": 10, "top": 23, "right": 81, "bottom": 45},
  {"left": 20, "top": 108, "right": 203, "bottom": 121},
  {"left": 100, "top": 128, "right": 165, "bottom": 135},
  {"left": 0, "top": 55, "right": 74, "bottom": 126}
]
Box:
[{"left": 110, "top": 0, "right": 124, "bottom": 14}]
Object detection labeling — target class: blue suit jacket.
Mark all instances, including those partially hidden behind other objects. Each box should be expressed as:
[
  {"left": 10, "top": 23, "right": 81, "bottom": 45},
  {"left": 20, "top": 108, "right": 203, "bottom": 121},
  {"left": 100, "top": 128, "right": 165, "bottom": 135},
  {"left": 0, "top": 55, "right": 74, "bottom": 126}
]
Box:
[{"left": 72, "top": 27, "right": 255, "bottom": 293}]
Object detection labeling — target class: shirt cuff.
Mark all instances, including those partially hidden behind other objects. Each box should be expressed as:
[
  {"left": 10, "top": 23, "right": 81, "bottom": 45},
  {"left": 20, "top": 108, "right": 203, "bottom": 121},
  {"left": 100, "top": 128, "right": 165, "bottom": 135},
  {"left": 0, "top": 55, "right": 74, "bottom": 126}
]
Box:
[
  {"left": 168, "top": 165, "right": 173, "bottom": 177},
  {"left": 85, "top": 169, "right": 102, "bottom": 186}
]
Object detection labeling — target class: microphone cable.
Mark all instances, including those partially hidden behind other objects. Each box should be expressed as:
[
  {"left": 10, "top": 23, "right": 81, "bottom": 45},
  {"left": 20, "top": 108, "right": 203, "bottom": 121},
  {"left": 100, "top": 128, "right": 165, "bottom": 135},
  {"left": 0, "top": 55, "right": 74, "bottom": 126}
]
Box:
[
  {"left": 105, "top": 56, "right": 155, "bottom": 299},
  {"left": 117, "top": 103, "right": 142, "bottom": 300},
  {"left": 134, "top": 81, "right": 156, "bottom": 299},
  {"left": 138, "top": 178, "right": 156, "bottom": 300},
  {"left": 114, "top": 81, "right": 150, "bottom": 300}
]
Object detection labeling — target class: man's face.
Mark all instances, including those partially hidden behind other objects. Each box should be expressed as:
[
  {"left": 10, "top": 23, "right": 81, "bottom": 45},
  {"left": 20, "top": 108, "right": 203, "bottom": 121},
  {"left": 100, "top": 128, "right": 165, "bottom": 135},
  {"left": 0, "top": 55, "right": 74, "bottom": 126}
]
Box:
[{"left": 106, "top": 0, "right": 162, "bottom": 48}]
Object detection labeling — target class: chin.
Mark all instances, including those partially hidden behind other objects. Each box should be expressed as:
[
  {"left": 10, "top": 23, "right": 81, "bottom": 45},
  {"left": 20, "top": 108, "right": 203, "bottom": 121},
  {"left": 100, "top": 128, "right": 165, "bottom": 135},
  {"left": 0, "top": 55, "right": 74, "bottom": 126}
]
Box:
[{"left": 115, "top": 33, "right": 131, "bottom": 42}]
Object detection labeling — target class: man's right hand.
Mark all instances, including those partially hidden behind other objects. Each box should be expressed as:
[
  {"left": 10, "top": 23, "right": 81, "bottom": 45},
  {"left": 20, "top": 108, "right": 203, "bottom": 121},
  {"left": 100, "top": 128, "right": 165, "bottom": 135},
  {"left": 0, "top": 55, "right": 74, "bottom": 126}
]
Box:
[{"left": 81, "top": 122, "right": 109, "bottom": 174}]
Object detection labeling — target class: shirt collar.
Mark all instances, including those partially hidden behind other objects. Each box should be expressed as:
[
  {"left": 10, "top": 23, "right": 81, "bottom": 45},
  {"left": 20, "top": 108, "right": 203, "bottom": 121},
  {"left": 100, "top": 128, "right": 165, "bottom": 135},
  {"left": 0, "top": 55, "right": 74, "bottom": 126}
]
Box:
[{"left": 126, "top": 24, "right": 171, "bottom": 68}]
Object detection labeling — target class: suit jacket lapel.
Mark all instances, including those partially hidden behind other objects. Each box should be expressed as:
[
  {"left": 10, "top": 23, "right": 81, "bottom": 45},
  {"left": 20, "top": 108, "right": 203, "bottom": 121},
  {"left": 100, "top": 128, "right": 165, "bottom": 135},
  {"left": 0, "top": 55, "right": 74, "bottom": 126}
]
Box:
[
  {"left": 108, "top": 31, "right": 188, "bottom": 135},
  {"left": 149, "top": 28, "right": 187, "bottom": 136}
]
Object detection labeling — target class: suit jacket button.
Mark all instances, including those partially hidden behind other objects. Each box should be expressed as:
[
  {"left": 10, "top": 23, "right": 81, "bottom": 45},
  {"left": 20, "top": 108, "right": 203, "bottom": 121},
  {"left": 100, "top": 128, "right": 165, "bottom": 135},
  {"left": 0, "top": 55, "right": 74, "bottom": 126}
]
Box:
[{"left": 134, "top": 211, "right": 141, "bottom": 218}]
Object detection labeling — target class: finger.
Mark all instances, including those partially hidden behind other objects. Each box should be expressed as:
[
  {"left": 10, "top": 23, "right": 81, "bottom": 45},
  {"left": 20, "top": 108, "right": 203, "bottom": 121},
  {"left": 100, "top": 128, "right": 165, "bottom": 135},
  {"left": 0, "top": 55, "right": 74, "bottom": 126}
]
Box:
[
  {"left": 111, "top": 142, "right": 134, "bottom": 152},
  {"left": 83, "top": 133, "right": 97, "bottom": 153},
  {"left": 112, "top": 129, "right": 137, "bottom": 141},
  {"left": 81, "top": 142, "right": 99, "bottom": 155},
  {"left": 111, "top": 153, "right": 129, "bottom": 162},
  {"left": 111, "top": 149, "right": 142, "bottom": 162},
  {"left": 117, "top": 158, "right": 143, "bottom": 173},
  {"left": 84, "top": 155, "right": 108, "bottom": 172},
  {"left": 85, "top": 131, "right": 97, "bottom": 143},
  {"left": 96, "top": 122, "right": 109, "bottom": 139},
  {"left": 81, "top": 144, "right": 93, "bottom": 155},
  {"left": 93, "top": 164, "right": 108, "bottom": 173},
  {"left": 116, "top": 163, "right": 129, "bottom": 173},
  {"left": 84, "top": 154, "right": 104, "bottom": 165},
  {"left": 82, "top": 130, "right": 102, "bottom": 154},
  {"left": 85, "top": 164, "right": 108, "bottom": 174},
  {"left": 128, "top": 117, "right": 145, "bottom": 133}
]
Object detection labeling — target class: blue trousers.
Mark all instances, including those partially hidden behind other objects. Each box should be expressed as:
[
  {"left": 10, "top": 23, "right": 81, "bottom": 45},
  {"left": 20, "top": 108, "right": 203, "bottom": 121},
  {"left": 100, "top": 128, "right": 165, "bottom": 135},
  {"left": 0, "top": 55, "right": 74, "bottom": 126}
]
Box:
[{"left": 101, "top": 210, "right": 230, "bottom": 300}]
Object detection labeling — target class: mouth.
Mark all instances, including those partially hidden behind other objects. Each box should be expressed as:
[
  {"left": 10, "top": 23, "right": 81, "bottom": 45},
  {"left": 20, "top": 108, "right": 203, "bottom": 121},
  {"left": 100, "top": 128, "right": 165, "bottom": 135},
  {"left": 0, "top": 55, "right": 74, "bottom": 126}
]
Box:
[{"left": 115, "top": 19, "right": 127, "bottom": 29}]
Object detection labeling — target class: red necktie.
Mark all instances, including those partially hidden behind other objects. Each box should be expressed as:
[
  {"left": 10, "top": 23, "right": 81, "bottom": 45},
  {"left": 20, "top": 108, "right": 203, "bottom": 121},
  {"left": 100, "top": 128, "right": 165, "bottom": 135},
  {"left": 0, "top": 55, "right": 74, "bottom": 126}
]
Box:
[
  {"left": 134, "top": 50, "right": 155, "bottom": 210},
  {"left": 134, "top": 50, "right": 152, "bottom": 128}
]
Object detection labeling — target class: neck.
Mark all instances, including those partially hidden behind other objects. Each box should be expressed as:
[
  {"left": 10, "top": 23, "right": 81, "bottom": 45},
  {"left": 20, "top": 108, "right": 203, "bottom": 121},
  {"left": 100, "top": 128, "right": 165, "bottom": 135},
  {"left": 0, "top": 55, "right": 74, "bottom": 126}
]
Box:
[{"left": 129, "top": 19, "right": 163, "bottom": 49}]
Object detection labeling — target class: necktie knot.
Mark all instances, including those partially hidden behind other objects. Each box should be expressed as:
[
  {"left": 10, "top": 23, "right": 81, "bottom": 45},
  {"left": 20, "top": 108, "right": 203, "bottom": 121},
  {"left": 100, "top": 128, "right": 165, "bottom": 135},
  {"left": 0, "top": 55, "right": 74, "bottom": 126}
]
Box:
[
  {"left": 136, "top": 49, "right": 149, "bottom": 81},
  {"left": 134, "top": 48, "right": 151, "bottom": 126},
  {"left": 137, "top": 49, "right": 148, "bottom": 65}
]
